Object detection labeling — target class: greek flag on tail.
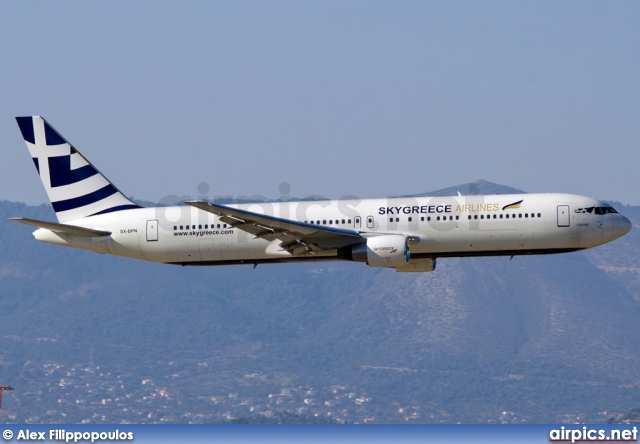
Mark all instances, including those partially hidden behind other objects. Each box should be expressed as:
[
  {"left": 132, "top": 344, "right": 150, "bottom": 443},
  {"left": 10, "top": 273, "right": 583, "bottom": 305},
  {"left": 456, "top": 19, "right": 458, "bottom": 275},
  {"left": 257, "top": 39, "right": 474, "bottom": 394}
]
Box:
[{"left": 15, "top": 116, "right": 141, "bottom": 223}]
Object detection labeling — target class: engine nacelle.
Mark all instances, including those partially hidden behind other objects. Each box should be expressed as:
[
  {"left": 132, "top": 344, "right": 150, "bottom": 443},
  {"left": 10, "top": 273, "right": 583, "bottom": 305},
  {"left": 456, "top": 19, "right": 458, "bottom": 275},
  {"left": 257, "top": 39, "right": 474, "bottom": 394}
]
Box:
[{"left": 351, "top": 234, "right": 410, "bottom": 268}]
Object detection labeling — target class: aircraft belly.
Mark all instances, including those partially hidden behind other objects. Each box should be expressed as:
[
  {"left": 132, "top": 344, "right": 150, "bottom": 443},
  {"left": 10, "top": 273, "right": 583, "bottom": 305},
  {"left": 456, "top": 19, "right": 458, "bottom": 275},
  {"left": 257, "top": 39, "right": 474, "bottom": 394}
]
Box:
[
  {"left": 412, "top": 222, "right": 477, "bottom": 254},
  {"left": 169, "top": 231, "right": 271, "bottom": 263},
  {"left": 140, "top": 231, "right": 201, "bottom": 263},
  {"left": 479, "top": 228, "right": 519, "bottom": 251},
  {"left": 424, "top": 220, "right": 579, "bottom": 254},
  {"left": 199, "top": 238, "right": 222, "bottom": 261},
  {"left": 216, "top": 234, "right": 266, "bottom": 261}
]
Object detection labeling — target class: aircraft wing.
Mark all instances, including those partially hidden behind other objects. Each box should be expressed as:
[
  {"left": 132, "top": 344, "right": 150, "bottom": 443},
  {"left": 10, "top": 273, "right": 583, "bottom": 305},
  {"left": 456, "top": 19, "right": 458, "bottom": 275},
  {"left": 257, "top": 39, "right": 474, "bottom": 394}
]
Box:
[
  {"left": 8, "top": 218, "right": 112, "bottom": 237},
  {"left": 185, "top": 200, "right": 362, "bottom": 254}
]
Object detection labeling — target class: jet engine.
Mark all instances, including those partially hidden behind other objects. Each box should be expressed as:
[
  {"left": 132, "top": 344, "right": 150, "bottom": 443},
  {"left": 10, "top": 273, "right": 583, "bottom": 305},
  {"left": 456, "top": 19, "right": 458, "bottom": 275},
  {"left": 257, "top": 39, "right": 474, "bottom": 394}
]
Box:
[{"left": 349, "top": 234, "right": 410, "bottom": 268}]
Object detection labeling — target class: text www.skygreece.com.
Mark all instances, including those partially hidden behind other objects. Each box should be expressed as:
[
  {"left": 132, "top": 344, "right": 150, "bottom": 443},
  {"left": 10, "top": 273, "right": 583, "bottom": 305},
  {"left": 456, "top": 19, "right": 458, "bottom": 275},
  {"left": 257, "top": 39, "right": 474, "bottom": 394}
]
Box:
[
  {"left": 174, "top": 230, "right": 234, "bottom": 237},
  {"left": 549, "top": 426, "right": 638, "bottom": 443}
]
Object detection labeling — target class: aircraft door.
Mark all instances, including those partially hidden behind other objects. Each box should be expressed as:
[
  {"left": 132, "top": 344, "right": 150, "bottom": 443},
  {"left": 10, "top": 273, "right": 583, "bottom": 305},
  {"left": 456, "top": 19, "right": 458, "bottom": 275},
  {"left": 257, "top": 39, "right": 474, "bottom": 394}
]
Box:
[
  {"left": 146, "top": 219, "right": 159, "bottom": 241},
  {"left": 366, "top": 215, "right": 374, "bottom": 229},
  {"left": 557, "top": 206, "right": 570, "bottom": 227}
]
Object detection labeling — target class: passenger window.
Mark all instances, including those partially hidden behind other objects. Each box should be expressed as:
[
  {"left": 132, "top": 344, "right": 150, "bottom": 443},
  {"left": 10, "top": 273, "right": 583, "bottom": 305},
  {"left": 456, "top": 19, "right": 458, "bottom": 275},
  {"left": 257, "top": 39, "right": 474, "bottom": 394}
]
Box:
[
  {"left": 537, "top": 213, "right": 541, "bottom": 217},
  {"left": 474, "top": 215, "right": 478, "bottom": 220},
  {"left": 480, "top": 215, "right": 484, "bottom": 219},
  {"left": 468, "top": 215, "right": 471, "bottom": 220},
  {"left": 525, "top": 214, "right": 528, "bottom": 218},
  {"left": 518, "top": 214, "right": 522, "bottom": 218},
  {"left": 342, "top": 219, "right": 345, "bottom": 224},
  {"left": 455, "top": 216, "right": 459, "bottom": 220},
  {"left": 408, "top": 217, "right": 412, "bottom": 222},
  {"left": 499, "top": 214, "right": 503, "bottom": 219},
  {"left": 421, "top": 217, "right": 424, "bottom": 222},
  {"left": 390, "top": 217, "right": 393, "bottom": 223}
]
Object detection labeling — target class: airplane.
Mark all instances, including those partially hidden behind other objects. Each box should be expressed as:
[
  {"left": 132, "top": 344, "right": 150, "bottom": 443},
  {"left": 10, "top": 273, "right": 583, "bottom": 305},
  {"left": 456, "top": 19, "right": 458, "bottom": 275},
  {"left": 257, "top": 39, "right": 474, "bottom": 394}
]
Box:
[{"left": 9, "top": 116, "right": 632, "bottom": 272}]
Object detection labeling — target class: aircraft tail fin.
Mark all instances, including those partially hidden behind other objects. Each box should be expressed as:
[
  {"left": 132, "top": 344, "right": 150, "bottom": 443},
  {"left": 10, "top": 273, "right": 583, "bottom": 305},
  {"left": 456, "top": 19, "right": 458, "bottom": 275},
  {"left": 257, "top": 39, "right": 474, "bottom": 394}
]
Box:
[{"left": 15, "top": 116, "right": 142, "bottom": 223}]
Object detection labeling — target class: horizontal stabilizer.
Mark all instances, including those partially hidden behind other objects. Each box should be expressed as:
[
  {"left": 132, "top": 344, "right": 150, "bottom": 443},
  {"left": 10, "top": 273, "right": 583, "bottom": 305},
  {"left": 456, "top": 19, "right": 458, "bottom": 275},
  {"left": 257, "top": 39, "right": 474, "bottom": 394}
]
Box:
[{"left": 8, "top": 217, "right": 111, "bottom": 237}]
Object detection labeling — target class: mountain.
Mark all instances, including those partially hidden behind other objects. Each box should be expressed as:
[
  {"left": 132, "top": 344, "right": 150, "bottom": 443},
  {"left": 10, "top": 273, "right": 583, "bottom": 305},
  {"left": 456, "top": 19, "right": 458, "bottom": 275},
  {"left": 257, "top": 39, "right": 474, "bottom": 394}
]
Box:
[
  {"left": 0, "top": 181, "right": 639, "bottom": 424},
  {"left": 406, "top": 179, "right": 526, "bottom": 197}
]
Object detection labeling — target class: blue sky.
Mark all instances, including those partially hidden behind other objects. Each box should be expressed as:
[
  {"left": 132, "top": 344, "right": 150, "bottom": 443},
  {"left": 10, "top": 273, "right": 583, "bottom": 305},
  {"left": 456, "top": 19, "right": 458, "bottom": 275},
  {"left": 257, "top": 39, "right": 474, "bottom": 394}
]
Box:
[{"left": 1, "top": 1, "right": 639, "bottom": 206}]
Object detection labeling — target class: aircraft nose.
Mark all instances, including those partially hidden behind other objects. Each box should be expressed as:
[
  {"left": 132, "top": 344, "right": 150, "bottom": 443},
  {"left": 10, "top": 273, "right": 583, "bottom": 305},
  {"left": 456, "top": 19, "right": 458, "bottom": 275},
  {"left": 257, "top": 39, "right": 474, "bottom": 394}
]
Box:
[
  {"left": 601, "top": 214, "right": 632, "bottom": 244},
  {"left": 619, "top": 215, "right": 632, "bottom": 237}
]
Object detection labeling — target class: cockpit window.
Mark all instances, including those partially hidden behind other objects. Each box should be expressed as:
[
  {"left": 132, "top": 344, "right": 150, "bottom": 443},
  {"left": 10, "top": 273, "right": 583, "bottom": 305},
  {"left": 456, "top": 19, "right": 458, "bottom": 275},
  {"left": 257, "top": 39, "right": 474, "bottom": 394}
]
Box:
[{"left": 594, "top": 207, "right": 618, "bottom": 215}]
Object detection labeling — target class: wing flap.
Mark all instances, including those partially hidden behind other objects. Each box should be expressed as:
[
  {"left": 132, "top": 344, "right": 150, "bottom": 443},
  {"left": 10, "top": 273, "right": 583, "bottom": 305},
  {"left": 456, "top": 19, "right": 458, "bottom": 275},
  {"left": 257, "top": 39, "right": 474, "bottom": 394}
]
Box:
[
  {"left": 184, "top": 200, "right": 361, "bottom": 254},
  {"left": 8, "top": 217, "right": 111, "bottom": 237}
]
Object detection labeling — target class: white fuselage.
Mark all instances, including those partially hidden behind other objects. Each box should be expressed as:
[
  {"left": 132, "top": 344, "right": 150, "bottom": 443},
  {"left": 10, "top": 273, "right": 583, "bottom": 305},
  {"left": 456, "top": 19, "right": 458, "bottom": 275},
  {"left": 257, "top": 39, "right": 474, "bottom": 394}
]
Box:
[{"left": 32, "top": 193, "right": 631, "bottom": 267}]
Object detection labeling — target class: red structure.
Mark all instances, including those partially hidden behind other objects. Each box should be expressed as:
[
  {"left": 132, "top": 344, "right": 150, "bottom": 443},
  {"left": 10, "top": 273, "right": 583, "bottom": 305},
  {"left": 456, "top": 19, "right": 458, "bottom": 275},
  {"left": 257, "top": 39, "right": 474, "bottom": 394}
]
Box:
[{"left": 0, "top": 386, "right": 14, "bottom": 409}]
